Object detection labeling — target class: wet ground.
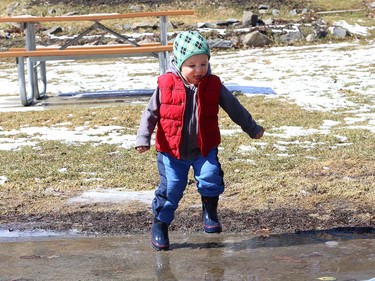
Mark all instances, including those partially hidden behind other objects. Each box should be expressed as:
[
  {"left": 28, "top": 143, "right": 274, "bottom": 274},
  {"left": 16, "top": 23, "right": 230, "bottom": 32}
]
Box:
[{"left": 1, "top": 229, "right": 375, "bottom": 281}]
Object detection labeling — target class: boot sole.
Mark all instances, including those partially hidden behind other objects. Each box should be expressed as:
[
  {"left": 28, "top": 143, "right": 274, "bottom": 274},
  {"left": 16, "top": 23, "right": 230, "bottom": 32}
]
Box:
[
  {"left": 151, "top": 239, "right": 170, "bottom": 251},
  {"left": 203, "top": 225, "right": 222, "bottom": 233}
]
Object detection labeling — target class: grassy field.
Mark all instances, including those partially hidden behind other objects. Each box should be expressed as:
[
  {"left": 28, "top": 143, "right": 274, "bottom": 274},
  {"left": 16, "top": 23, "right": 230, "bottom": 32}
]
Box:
[
  {"left": 0, "top": 0, "right": 374, "bottom": 233},
  {"left": 0, "top": 94, "right": 374, "bottom": 217}
]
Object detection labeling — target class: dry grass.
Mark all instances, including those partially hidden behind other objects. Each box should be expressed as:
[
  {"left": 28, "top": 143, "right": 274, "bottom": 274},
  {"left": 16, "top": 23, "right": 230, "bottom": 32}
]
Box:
[
  {"left": 0, "top": 0, "right": 374, "bottom": 232},
  {"left": 0, "top": 95, "right": 374, "bottom": 218}
]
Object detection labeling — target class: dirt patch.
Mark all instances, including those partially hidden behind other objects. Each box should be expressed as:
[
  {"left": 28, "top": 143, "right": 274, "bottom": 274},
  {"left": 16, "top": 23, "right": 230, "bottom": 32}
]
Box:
[{"left": 1, "top": 199, "right": 374, "bottom": 236}]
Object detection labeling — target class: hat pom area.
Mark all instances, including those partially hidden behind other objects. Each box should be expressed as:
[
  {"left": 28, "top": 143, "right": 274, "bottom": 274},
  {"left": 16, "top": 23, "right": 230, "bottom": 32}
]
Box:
[{"left": 173, "top": 31, "right": 210, "bottom": 69}]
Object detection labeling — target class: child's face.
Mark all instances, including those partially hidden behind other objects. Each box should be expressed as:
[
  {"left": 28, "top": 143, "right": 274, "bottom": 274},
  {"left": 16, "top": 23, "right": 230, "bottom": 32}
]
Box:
[{"left": 180, "top": 54, "right": 209, "bottom": 85}]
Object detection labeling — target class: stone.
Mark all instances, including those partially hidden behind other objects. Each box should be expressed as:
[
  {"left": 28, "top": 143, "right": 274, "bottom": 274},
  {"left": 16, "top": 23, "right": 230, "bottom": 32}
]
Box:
[
  {"left": 272, "top": 9, "right": 280, "bottom": 17},
  {"left": 42, "top": 26, "right": 63, "bottom": 36},
  {"left": 242, "top": 11, "right": 259, "bottom": 27},
  {"left": 207, "top": 39, "right": 233, "bottom": 49},
  {"left": 330, "top": 26, "right": 348, "bottom": 38},
  {"left": 289, "top": 9, "right": 298, "bottom": 16},
  {"left": 306, "top": 33, "right": 316, "bottom": 42},
  {"left": 242, "top": 31, "right": 274, "bottom": 47},
  {"left": 131, "top": 21, "right": 157, "bottom": 30}
]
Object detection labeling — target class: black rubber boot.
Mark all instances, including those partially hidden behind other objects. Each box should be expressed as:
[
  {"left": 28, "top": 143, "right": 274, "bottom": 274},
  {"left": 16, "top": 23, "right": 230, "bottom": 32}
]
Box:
[
  {"left": 151, "top": 218, "right": 170, "bottom": 251},
  {"left": 202, "top": 196, "right": 222, "bottom": 233}
]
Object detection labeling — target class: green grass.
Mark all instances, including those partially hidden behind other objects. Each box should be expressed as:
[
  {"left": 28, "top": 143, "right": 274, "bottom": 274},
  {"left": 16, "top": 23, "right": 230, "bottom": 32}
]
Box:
[{"left": 0, "top": 95, "right": 374, "bottom": 216}]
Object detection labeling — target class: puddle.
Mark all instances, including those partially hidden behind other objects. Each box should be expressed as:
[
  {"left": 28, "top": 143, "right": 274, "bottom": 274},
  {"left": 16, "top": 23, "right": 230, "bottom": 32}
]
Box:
[{"left": 0, "top": 232, "right": 374, "bottom": 281}]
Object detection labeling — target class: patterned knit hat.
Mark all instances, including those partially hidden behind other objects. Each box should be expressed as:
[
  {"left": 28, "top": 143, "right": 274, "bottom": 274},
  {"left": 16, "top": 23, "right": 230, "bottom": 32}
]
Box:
[{"left": 173, "top": 31, "right": 210, "bottom": 70}]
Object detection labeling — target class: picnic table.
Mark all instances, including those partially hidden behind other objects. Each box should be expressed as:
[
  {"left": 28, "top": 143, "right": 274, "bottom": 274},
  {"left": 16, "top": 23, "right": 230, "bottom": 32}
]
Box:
[{"left": 0, "top": 10, "right": 194, "bottom": 106}]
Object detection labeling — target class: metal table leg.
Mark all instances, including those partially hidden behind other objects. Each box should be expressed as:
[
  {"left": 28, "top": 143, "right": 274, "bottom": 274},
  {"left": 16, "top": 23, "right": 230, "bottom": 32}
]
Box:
[
  {"left": 18, "top": 22, "right": 47, "bottom": 105},
  {"left": 17, "top": 57, "right": 33, "bottom": 106},
  {"left": 158, "top": 15, "right": 170, "bottom": 74},
  {"left": 35, "top": 61, "right": 47, "bottom": 100}
]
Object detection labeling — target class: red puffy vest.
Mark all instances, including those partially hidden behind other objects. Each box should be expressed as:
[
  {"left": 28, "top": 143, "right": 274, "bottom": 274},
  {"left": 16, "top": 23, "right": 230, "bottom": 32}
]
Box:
[{"left": 155, "top": 73, "right": 222, "bottom": 159}]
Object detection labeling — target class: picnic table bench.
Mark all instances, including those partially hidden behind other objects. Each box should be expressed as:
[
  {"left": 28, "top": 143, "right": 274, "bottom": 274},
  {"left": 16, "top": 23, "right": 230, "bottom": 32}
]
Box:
[{"left": 0, "top": 10, "right": 194, "bottom": 106}]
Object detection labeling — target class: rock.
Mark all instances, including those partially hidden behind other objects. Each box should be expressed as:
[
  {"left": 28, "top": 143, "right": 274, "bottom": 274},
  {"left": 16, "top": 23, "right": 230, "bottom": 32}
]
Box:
[
  {"left": 289, "top": 9, "right": 298, "bottom": 16},
  {"left": 306, "top": 33, "right": 316, "bottom": 42},
  {"left": 258, "top": 5, "right": 270, "bottom": 14},
  {"left": 227, "top": 18, "right": 240, "bottom": 25},
  {"left": 333, "top": 20, "right": 369, "bottom": 36},
  {"left": 242, "top": 11, "right": 259, "bottom": 27},
  {"left": 330, "top": 26, "right": 348, "bottom": 38},
  {"left": 123, "top": 23, "right": 132, "bottom": 30},
  {"left": 216, "top": 21, "right": 231, "bottom": 27},
  {"left": 207, "top": 39, "right": 232, "bottom": 49},
  {"left": 242, "top": 31, "right": 273, "bottom": 47},
  {"left": 197, "top": 22, "right": 207, "bottom": 28},
  {"left": 280, "top": 30, "right": 304, "bottom": 42},
  {"left": 263, "top": 18, "right": 273, "bottom": 25},
  {"left": 48, "top": 8, "right": 57, "bottom": 15},
  {"left": 196, "top": 22, "right": 216, "bottom": 29},
  {"left": 272, "top": 9, "right": 280, "bottom": 17},
  {"left": 131, "top": 21, "right": 158, "bottom": 30},
  {"left": 42, "top": 26, "right": 63, "bottom": 36},
  {"left": 315, "top": 19, "right": 328, "bottom": 26},
  {"left": 316, "top": 28, "right": 328, "bottom": 38}
]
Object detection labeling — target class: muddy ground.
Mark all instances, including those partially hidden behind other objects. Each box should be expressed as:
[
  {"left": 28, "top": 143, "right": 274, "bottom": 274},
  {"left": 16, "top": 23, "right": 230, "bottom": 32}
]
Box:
[{"left": 1, "top": 197, "right": 374, "bottom": 236}]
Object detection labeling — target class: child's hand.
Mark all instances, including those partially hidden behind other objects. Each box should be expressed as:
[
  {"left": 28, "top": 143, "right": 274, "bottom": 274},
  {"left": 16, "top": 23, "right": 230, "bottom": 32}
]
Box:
[
  {"left": 135, "top": 146, "right": 150, "bottom": 153},
  {"left": 254, "top": 127, "right": 265, "bottom": 139}
]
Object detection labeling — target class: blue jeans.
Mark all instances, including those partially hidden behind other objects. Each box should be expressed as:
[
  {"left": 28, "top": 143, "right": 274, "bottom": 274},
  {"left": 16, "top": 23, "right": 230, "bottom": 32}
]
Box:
[{"left": 152, "top": 148, "right": 224, "bottom": 224}]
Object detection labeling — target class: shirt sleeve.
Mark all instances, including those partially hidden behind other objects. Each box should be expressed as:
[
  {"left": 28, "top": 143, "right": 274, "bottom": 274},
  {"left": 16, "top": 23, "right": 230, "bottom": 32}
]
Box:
[
  {"left": 219, "top": 85, "right": 263, "bottom": 139},
  {"left": 135, "top": 87, "right": 160, "bottom": 148}
]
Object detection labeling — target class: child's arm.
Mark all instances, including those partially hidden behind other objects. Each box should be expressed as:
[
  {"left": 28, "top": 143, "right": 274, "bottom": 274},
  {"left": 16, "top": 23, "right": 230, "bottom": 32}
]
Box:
[
  {"left": 254, "top": 127, "right": 265, "bottom": 139},
  {"left": 136, "top": 146, "right": 150, "bottom": 153},
  {"left": 135, "top": 87, "right": 160, "bottom": 151},
  {"left": 219, "top": 85, "right": 264, "bottom": 139}
]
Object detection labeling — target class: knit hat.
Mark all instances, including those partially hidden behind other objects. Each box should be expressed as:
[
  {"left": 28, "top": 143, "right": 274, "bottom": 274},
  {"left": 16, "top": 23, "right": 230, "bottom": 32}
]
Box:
[{"left": 173, "top": 31, "right": 210, "bottom": 70}]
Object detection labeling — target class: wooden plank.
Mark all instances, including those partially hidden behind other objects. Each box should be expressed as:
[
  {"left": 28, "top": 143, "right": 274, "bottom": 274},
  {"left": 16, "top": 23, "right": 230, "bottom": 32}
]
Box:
[
  {"left": 0, "top": 45, "right": 172, "bottom": 58},
  {"left": 0, "top": 10, "right": 194, "bottom": 23}
]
